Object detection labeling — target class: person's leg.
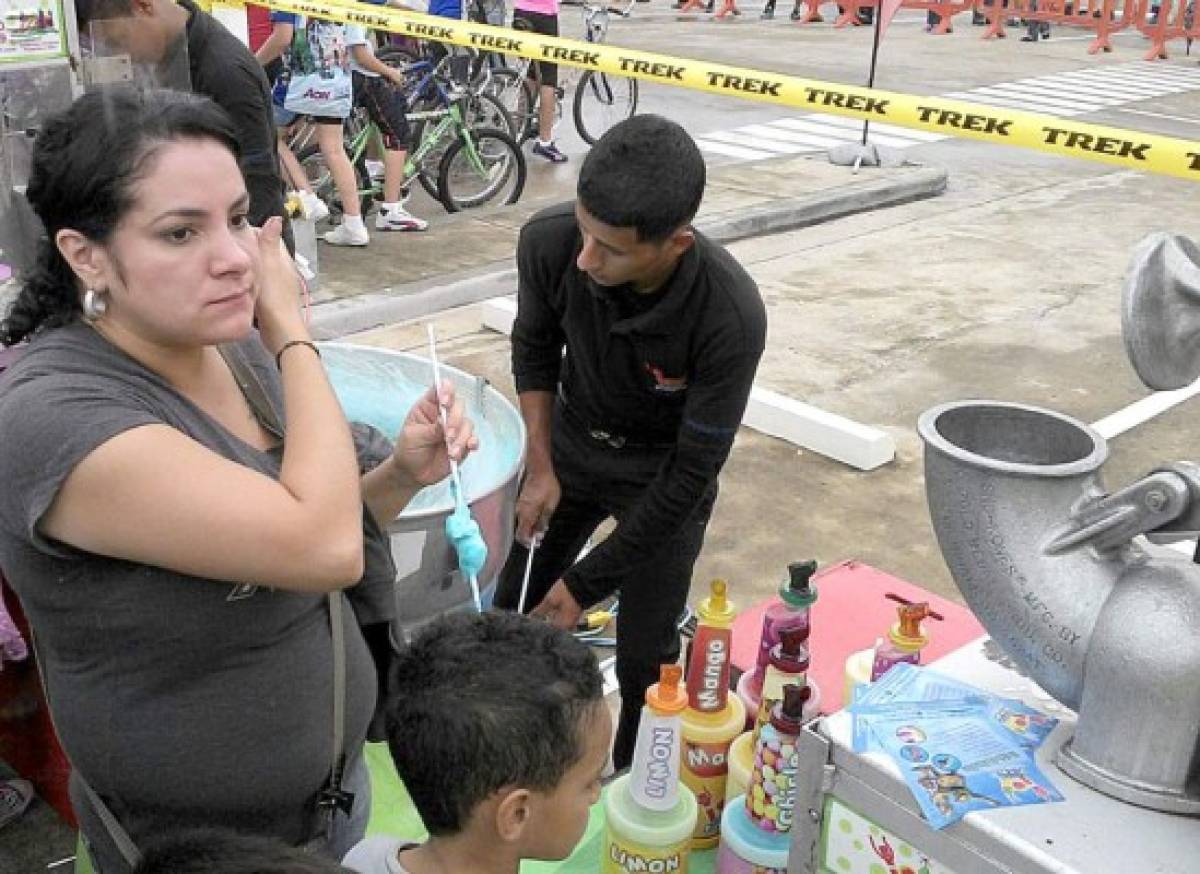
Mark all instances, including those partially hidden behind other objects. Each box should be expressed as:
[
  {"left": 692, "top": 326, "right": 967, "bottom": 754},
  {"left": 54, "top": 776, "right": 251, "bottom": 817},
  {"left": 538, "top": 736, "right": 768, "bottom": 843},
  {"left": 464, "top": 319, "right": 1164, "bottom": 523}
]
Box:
[
  {"left": 610, "top": 485, "right": 718, "bottom": 771},
  {"left": 362, "top": 76, "right": 427, "bottom": 232},
  {"left": 316, "top": 120, "right": 369, "bottom": 246},
  {"left": 317, "top": 121, "right": 361, "bottom": 219},
  {"left": 537, "top": 83, "right": 557, "bottom": 144},
  {"left": 275, "top": 108, "right": 330, "bottom": 223},
  {"left": 494, "top": 487, "right": 609, "bottom": 614},
  {"left": 277, "top": 133, "right": 310, "bottom": 193},
  {"left": 1021, "top": 0, "right": 1040, "bottom": 39},
  {"left": 528, "top": 13, "right": 567, "bottom": 163}
]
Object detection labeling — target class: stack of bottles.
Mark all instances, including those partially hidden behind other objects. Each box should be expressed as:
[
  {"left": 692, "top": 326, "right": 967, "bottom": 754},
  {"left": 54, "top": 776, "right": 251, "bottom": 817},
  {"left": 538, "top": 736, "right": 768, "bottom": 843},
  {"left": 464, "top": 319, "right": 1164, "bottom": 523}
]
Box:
[
  {"left": 735, "top": 560, "right": 818, "bottom": 721},
  {"left": 603, "top": 665, "right": 698, "bottom": 873},
  {"left": 680, "top": 580, "right": 747, "bottom": 848},
  {"left": 725, "top": 624, "right": 811, "bottom": 804},
  {"left": 717, "top": 685, "right": 808, "bottom": 873}
]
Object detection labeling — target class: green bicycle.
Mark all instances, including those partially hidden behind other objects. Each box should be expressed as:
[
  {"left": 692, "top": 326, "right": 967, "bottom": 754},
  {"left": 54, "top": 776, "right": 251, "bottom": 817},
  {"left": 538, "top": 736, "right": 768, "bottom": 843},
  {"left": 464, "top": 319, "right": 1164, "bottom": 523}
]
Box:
[{"left": 299, "top": 89, "right": 525, "bottom": 214}]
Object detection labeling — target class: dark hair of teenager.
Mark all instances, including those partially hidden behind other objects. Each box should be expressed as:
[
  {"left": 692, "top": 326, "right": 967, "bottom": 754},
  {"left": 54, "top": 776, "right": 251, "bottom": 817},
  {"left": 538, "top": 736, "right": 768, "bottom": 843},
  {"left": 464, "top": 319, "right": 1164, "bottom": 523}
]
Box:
[
  {"left": 576, "top": 114, "right": 706, "bottom": 244},
  {"left": 73, "top": 0, "right": 138, "bottom": 29},
  {"left": 132, "top": 827, "right": 355, "bottom": 874},
  {"left": 386, "top": 611, "right": 604, "bottom": 836},
  {"left": 0, "top": 86, "right": 241, "bottom": 347}
]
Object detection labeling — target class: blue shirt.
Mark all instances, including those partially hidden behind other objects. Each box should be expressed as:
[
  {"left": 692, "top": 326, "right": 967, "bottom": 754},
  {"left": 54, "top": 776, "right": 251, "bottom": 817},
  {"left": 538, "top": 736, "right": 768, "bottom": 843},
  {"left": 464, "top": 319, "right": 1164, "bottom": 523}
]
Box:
[{"left": 428, "top": 0, "right": 463, "bottom": 19}]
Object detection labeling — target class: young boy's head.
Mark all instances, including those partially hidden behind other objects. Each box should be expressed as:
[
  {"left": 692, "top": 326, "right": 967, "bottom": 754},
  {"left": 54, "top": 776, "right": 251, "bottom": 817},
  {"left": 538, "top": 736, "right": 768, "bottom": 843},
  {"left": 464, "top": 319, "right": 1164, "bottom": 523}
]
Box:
[
  {"left": 133, "top": 827, "right": 355, "bottom": 873},
  {"left": 387, "top": 611, "right": 610, "bottom": 860}
]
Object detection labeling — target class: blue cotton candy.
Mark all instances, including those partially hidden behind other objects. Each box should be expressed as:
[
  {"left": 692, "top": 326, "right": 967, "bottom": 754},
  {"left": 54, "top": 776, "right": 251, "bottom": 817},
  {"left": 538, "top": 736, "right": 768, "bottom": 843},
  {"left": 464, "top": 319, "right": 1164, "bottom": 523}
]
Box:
[{"left": 446, "top": 503, "right": 488, "bottom": 581}]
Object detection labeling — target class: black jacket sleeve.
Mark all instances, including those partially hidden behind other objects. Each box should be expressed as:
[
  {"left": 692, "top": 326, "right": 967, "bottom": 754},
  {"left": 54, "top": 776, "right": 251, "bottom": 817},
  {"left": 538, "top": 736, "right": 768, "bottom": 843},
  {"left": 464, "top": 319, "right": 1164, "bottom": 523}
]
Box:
[
  {"left": 194, "top": 41, "right": 292, "bottom": 250},
  {"left": 511, "top": 219, "right": 568, "bottom": 394},
  {"left": 562, "top": 292, "right": 766, "bottom": 607}
]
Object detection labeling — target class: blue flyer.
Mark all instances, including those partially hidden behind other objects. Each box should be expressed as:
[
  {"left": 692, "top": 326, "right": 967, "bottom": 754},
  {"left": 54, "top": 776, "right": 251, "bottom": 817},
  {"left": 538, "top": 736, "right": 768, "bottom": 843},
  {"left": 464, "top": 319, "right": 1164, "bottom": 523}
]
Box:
[{"left": 867, "top": 708, "right": 1064, "bottom": 829}]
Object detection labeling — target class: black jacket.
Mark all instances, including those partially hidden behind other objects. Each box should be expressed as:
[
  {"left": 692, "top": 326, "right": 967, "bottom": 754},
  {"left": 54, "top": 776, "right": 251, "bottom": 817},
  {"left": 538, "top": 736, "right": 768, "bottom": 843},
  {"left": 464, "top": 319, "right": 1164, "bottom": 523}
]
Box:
[
  {"left": 181, "top": 0, "right": 289, "bottom": 241},
  {"left": 512, "top": 202, "right": 767, "bottom": 603}
]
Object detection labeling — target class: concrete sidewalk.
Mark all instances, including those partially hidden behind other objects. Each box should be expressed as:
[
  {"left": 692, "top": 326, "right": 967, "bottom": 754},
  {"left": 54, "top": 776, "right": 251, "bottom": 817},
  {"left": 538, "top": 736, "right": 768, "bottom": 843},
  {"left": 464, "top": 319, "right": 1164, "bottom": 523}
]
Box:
[{"left": 308, "top": 155, "right": 948, "bottom": 337}]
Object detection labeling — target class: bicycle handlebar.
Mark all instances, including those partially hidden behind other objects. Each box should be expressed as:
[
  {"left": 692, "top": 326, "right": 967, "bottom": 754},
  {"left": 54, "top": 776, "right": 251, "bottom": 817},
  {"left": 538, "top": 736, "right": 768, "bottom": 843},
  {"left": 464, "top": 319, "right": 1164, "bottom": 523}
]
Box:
[{"left": 581, "top": 0, "right": 635, "bottom": 18}]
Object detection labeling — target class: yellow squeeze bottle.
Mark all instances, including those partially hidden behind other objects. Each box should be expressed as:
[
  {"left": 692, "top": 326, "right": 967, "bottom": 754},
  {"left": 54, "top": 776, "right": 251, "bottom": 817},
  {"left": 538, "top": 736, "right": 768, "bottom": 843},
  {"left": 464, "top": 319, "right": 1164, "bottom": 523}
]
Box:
[{"left": 679, "top": 580, "right": 747, "bottom": 848}]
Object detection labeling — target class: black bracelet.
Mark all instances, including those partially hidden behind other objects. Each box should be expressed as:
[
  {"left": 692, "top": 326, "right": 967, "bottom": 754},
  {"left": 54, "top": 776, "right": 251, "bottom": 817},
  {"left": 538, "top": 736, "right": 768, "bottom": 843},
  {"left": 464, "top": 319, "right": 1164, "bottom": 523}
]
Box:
[{"left": 275, "top": 339, "right": 321, "bottom": 369}]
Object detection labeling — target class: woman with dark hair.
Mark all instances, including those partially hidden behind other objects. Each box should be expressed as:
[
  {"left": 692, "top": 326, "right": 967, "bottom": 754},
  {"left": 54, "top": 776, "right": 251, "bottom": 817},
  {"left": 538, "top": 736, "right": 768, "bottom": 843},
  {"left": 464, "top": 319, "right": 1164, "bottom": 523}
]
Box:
[{"left": 0, "top": 86, "right": 476, "bottom": 873}]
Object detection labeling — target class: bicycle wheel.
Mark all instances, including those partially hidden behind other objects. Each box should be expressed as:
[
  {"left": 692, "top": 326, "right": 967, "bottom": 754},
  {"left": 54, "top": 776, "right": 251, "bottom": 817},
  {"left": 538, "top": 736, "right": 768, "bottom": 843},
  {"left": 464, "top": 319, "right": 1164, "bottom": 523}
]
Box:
[
  {"left": 297, "top": 143, "right": 375, "bottom": 217},
  {"left": 467, "top": 90, "right": 518, "bottom": 139},
  {"left": 409, "top": 100, "right": 458, "bottom": 202},
  {"left": 412, "top": 93, "right": 516, "bottom": 202},
  {"left": 486, "top": 67, "right": 537, "bottom": 143},
  {"left": 437, "top": 127, "right": 526, "bottom": 212},
  {"left": 573, "top": 71, "right": 638, "bottom": 146}
]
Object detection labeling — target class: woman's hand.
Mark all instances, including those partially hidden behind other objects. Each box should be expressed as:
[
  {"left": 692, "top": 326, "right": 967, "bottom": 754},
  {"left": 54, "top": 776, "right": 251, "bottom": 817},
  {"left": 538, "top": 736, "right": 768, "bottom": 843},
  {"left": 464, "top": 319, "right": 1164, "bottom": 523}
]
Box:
[
  {"left": 393, "top": 381, "right": 479, "bottom": 487},
  {"left": 252, "top": 217, "right": 307, "bottom": 354}
]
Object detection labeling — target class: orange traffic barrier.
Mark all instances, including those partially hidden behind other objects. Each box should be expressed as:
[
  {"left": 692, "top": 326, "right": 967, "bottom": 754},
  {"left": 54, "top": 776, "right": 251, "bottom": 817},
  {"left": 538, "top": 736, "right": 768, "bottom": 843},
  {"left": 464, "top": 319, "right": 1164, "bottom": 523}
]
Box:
[
  {"left": 793, "top": 0, "right": 825, "bottom": 21},
  {"left": 1136, "top": 0, "right": 1198, "bottom": 59},
  {"left": 830, "top": 0, "right": 973, "bottom": 31},
  {"left": 981, "top": 0, "right": 1137, "bottom": 53},
  {"left": 831, "top": 0, "right": 875, "bottom": 26},
  {"left": 900, "top": 0, "right": 976, "bottom": 33}
]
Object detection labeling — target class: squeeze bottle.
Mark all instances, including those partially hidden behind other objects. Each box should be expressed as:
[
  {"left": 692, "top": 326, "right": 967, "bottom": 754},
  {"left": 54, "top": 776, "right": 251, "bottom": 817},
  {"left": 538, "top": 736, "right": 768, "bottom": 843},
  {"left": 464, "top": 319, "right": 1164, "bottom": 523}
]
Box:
[
  {"left": 603, "top": 665, "right": 698, "bottom": 874},
  {"left": 680, "top": 580, "right": 747, "bottom": 848}
]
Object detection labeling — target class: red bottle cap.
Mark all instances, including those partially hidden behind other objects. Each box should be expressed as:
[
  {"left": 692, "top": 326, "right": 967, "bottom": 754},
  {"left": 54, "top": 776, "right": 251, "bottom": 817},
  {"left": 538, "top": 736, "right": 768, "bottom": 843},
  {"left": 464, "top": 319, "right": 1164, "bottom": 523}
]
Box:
[{"left": 769, "top": 625, "right": 811, "bottom": 673}]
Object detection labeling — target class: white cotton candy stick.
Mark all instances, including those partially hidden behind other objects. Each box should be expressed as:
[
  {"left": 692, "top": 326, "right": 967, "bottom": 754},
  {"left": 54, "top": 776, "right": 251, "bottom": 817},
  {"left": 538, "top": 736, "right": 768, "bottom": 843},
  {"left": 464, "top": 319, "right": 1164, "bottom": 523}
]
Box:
[
  {"left": 427, "top": 324, "right": 482, "bottom": 613},
  {"left": 517, "top": 534, "right": 541, "bottom": 615}
]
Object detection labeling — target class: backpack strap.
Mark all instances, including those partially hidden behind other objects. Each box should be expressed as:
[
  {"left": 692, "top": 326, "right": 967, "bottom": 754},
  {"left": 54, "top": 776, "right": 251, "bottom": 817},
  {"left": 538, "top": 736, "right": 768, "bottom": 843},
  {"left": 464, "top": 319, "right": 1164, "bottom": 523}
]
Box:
[
  {"left": 218, "top": 342, "right": 354, "bottom": 834},
  {"left": 77, "top": 776, "right": 143, "bottom": 870}
]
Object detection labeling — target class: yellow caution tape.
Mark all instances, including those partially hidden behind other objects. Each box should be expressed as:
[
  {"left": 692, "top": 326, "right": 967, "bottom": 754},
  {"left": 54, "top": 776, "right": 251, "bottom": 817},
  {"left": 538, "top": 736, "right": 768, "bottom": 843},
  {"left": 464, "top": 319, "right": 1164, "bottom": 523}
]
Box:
[{"left": 248, "top": 0, "right": 1200, "bottom": 181}]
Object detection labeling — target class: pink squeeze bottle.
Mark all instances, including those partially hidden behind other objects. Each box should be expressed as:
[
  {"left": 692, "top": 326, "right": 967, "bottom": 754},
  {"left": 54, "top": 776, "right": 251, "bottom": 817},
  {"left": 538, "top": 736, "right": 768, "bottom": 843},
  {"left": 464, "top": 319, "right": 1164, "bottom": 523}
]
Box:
[{"left": 748, "top": 561, "right": 817, "bottom": 699}]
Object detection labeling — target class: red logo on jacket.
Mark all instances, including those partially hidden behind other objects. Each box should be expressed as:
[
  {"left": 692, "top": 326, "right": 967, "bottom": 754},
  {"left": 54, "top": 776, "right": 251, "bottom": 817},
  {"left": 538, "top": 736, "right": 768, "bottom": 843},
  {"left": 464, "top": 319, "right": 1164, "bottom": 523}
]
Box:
[{"left": 645, "top": 363, "right": 687, "bottom": 393}]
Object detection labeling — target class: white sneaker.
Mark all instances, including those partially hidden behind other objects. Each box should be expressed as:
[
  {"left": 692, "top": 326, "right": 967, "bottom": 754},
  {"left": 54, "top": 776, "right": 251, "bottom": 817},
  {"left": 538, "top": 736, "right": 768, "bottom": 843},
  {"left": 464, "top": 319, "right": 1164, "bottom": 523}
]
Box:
[
  {"left": 375, "top": 206, "right": 429, "bottom": 232},
  {"left": 323, "top": 223, "right": 370, "bottom": 247},
  {"left": 298, "top": 190, "right": 330, "bottom": 223},
  {"left": 0, "top": 779, "right": 33, "bottom": 830}
]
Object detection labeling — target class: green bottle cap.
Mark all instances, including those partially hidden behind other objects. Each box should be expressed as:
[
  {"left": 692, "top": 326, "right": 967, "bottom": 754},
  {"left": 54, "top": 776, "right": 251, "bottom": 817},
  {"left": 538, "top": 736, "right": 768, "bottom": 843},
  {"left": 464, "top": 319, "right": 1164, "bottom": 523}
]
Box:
[{"left": 779, "top": 560, "right": 819, "bottom": 608}]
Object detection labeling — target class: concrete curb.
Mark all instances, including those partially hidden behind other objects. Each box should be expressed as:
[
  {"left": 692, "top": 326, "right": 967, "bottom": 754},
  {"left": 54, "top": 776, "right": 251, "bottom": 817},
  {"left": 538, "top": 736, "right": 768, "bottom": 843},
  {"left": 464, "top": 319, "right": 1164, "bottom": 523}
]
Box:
[
  {"left": 311, "top": 164, "right": 949, "bottom": 338},
  {"left": 702, "top": 164, "right": 948, "bottom": 245},
  {"left": 311, "top": 267, "right": 518, "bottom": 340}
]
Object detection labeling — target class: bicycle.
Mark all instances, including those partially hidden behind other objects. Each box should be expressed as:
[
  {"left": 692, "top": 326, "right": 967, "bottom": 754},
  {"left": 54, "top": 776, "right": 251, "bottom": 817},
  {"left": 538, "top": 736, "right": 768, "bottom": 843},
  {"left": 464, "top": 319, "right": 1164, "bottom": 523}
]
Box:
[
  {"left": 299, "top": 88, "right": 526, "bottom": 214},
  {"left": 497, "top": 0, "right": 639, "bottom": 146},
  {"left": 378, "top": 50, "right": 517, "bottom": 199},
  {"left": 295, "top": 54, "right": 522, "bottom": 213}
]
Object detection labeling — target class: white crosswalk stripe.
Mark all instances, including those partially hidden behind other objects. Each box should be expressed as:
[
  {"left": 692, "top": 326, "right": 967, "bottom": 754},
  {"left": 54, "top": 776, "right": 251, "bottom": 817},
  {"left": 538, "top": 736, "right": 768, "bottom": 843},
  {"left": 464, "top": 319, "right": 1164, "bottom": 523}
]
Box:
[{"left": 695, "top": 60, "right": 1200, "bottom": 165}]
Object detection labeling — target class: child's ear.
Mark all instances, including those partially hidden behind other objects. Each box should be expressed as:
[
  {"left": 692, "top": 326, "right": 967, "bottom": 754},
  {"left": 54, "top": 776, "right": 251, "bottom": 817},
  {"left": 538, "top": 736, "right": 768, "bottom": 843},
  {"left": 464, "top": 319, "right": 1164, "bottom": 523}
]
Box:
[{"left": 494, "top": 787, "right": 533, "bottom": 843}]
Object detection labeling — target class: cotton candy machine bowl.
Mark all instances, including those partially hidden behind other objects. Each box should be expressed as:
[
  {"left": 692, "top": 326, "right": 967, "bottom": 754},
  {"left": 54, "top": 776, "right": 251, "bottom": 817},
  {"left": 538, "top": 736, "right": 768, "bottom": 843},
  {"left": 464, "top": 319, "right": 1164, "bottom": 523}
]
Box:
[{"left": 321, "top": 343, "right": 524, "bottom": 639}]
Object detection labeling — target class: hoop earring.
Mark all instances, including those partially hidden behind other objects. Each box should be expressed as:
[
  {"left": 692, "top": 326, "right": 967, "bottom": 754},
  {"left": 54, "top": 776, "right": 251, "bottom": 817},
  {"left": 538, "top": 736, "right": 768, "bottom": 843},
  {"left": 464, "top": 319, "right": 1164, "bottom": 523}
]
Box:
[{"left": 81, "top": 288, "right": 108, "bottom": 322}]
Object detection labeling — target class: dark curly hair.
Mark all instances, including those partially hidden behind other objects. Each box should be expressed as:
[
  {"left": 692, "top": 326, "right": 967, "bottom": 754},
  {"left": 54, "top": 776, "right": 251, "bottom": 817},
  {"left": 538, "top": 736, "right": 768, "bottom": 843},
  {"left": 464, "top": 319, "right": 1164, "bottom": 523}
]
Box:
[
  {"left": 386, "top": 611, "right": 604, "bottom": 836},
  {"left": 577, "top": 114, "right": 705, "bottom": 243},
  {"left": 0, "top": 86, "right": 240, "bottom": 347},
  {"left": 134, "top": 827, "right": 354, "bottom": 874}
]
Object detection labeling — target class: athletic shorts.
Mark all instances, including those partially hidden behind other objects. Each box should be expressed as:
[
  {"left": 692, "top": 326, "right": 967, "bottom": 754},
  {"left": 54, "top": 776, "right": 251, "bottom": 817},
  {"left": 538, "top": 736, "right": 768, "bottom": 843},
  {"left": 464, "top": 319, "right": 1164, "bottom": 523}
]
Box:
[
  {"left": 353, "top": 72, "right": 411, "bottom": 150},
  {"left": 273, "top": 103, "right": 343, "bottom": 128},
  {"left": 512, "top": 9, "right": 559, "bottom": 88}
]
